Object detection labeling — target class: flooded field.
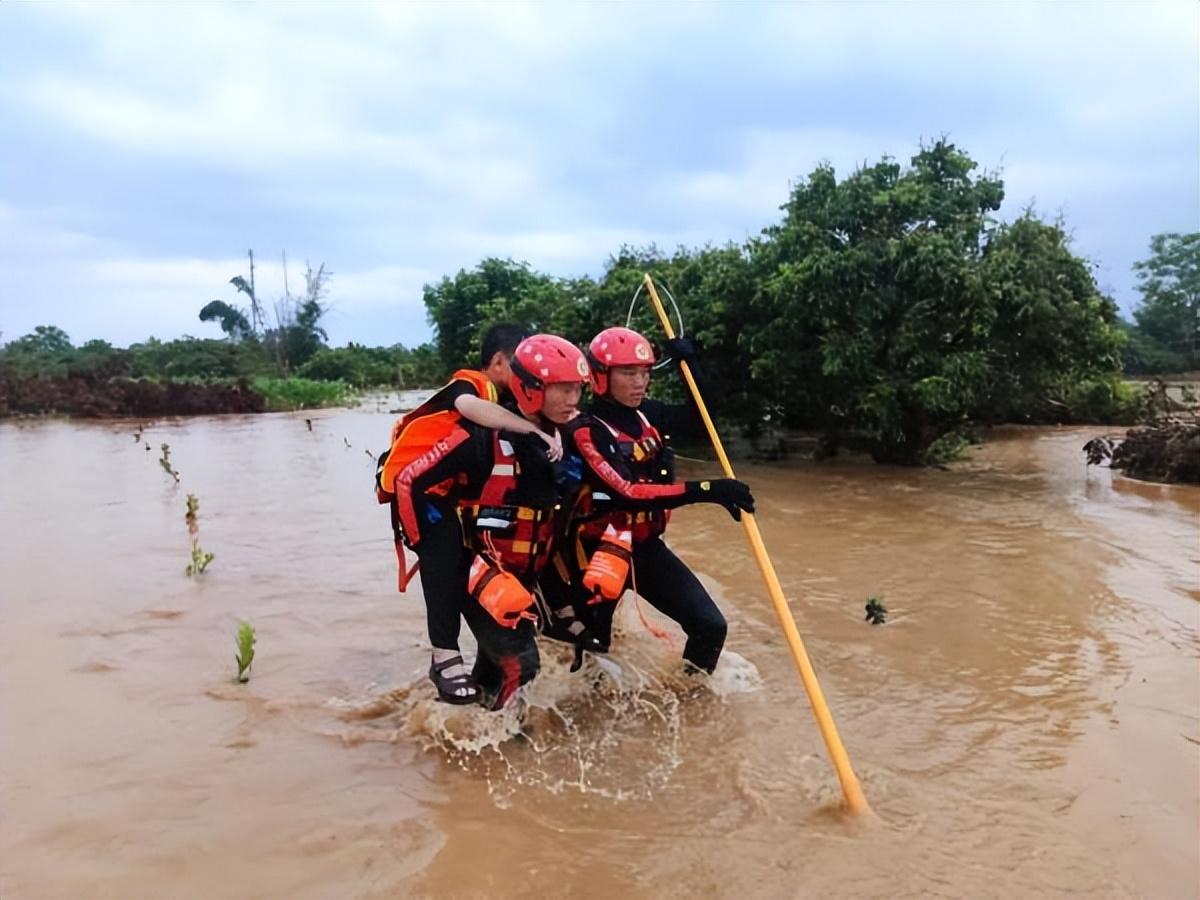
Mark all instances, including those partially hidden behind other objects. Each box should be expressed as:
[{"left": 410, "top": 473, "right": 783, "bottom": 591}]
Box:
[{"left": 1, "top": 399, "right": 1197, "bottom": 899}]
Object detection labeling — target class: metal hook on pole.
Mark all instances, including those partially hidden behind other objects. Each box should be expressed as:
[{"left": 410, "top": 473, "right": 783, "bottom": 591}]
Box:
[{"left": 641, "top": 272, "right": 871, "bottom": 816}]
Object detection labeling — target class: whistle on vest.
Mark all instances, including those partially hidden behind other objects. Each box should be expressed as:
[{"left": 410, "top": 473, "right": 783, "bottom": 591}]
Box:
[
  {"left": 468, "top": 554, "right": 537, "bottom": 629},
  {"left": 582, "top": 524, "right": 633, "bottom": 604}
]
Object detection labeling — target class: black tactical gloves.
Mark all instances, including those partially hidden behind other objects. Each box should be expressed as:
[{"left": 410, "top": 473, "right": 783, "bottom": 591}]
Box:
[
  {"left": 662, "top": 336, "right": 699, "bottom": 366},
  {"left": 684, "top": 478, "right": 755, "bottom": 520}
]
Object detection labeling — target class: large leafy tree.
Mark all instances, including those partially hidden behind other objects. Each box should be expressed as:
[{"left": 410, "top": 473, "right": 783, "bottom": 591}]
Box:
[
  {"left": 0, "top": 325, "right": 76, "bottom": 376},
  {"left": 760, "top": 140, "right": 1004, "bottom": 462},
  {"left": 423, "top": 258, "right": 574, "bottom": 371},
  {"left": 1132, "top": 233, "right": 1200, "bottom": 370},
  {"left": 979, "top": 213, "right": 1125, "bottom": 420}
]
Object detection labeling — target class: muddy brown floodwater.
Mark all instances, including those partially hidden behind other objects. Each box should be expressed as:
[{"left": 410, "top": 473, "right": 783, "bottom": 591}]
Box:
[{"left": 2, "top": 399, "right": 1197, "bottom": 899}]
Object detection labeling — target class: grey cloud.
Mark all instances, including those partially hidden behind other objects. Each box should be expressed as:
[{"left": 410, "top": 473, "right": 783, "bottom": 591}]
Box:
[{"left": 0, "top": 1, "right": 1195, "bottom": 348}]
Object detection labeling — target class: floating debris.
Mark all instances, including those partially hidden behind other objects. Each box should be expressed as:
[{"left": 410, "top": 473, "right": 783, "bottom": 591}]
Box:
[{"left": 864, "top": 597, "right": 887, "bottom": 626}]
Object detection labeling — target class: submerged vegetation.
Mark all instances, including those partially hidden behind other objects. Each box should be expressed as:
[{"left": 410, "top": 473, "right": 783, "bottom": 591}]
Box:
[
  {"left": 159, "top": 443, "right": 180, "bottom": 483},
  {"left": 864, "top": 597, "right": 888, "bottom": 626},
  {"left": 235, "top": 621, "right": 256, "bottom": 683},
  {"left": 1111, "top": 424, "right": 1200, "bottom": 483},
  {"left": 184, "top": 493, "right": 214, "bottom": 576}
]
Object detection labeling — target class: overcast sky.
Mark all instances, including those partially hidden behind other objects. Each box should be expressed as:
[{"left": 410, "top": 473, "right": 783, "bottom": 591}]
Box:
[{"left": 1, "top": 2, "right": 1197, "bottom": 349}]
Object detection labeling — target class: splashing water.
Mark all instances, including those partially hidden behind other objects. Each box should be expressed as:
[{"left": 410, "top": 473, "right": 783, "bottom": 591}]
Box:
[{"left": 327, "top": 599, "right": 764, "bottom": 805}]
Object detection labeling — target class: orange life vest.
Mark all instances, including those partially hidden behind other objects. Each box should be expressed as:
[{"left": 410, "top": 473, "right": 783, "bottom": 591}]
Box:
[
  {"left": 579, "top": 409, "right": 673, "bottom": 543},
  {"left": 375, "top": 369, "right": 496, "bottom": 591},
  {"left": 376, "top": 369, "right": 496, "bottom": 501},
  {"left": 457, "top": 432, "right": 557, "bottom": 585}
]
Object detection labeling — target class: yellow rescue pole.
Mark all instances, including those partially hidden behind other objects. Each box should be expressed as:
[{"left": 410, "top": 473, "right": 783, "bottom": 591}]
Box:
[{"left": 642, "top": 273, "right": 870, "bottom": 816}]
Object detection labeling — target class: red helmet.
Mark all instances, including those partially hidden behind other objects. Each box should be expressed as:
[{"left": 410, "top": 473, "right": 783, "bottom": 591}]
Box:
[
  {"left": 586, "top": 326, "right": 655, "bottom": 395},
  {"left": 509, "top": 334, "right": 590, "bottom": 415}
]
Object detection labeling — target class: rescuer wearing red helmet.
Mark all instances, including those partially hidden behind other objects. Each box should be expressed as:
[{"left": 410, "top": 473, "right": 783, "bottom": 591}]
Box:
[
  {"left": 541, "top": 326, "right": 753, "bottom": 674},
  {"left": 376, "top": 323, "right": 564, "bottom": 705},
  {"left": 391, "top": 334, "right": 591, "bottom": 709}
]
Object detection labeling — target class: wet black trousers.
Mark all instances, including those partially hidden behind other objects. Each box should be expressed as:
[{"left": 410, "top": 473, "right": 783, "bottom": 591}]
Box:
[
  {"left": 542, "top": 535, "right": 728, "bottom": 673},
  {"left": 415, "top": 500, "right": 540, "bottom": 707},
  {"left": 414, "top": 499, "right": 467, "bottom": 651},
  {"left": 461, "top": 597, "right": 541, "bottom": 709}
]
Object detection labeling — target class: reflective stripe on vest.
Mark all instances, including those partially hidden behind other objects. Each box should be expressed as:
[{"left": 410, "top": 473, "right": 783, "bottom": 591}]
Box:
[
  {"left": 458, "top": 431, "right": 555, "bottom": 580},
  {"left": 582, "top": 409, "right": 671, "bottom": 542}
]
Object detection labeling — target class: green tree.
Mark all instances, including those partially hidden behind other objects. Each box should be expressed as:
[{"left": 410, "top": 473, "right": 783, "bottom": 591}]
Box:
[
  {"left": 265, "top": 262, "right": 331, "bottom": 372},
  {"left": 0, "top": 325, "right": 76, "bottom": 376},
  {"left": 198, "top": 300, "right": 253, "bottom": 341},
  {"left": 68, "top": 339, "right": 131, "bottom": 379},
  {"left": 423, "top": 258, "right": 570, "bottom": 372},
  {"left": 298, "top": 344, "right": 396, "bottom": 387},
  {"left": 127, "top": 336, "right": 258, "bottom": 379},
  {"left": 586, "top": 244, "right": 769, "bottom": 427},
  {"left": 1119, "top": 319, "right": 1186, "bottom": 375},
  {"left": 760, "top": 140, "right": 1005, "bottom": 462},
  {"left": 1132, "top": 232, "right": 1200, "bottom": 370},
  {"left": 978, "top": 213, "right": 1125, "bottom": 421}
]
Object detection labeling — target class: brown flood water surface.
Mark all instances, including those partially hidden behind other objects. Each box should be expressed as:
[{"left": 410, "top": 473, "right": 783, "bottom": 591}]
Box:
[{"left": 2, "top": 404, "right": 1198, "bottom": 899}]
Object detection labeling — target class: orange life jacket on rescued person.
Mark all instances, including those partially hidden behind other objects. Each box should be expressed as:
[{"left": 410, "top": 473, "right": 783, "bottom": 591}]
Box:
[
  {"left": 375, "top": 369, "right": 497, "bottom": 502},
  {"left": 374, "top": 369, "right": 497, "bottom": 591}
]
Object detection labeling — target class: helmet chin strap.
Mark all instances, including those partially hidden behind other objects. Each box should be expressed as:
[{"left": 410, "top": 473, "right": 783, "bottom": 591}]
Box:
[
  {"left": 509, "top": 355, "right": 543, "bottom": 391},
  {"left": 509, "top": 355, "right": 544, "bottom": 414}
]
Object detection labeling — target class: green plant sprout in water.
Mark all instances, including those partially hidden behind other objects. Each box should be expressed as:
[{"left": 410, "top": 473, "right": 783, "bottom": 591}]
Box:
[
  {"left": 864, "top": 596, "right": 888, "bottom": 626},
  {"left": 235, "top": 621, "right": 256, "bottom": 682},
  {"left": 184, "top": 493, "right": 214, "bottom": 576},
  {"left": 159, "top": 442, "right": 180, "bottom": 482}
]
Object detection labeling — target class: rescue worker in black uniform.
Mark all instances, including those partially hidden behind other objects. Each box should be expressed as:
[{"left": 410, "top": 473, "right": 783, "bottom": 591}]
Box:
[
  {"left": 377, "top": 323, "right": 561, "bottom": 704},
  {"left": 391, "top": 333, "right": 587, "bottom": 709},
  {"left": 540, "top": 326, "right": 754, "bottom": 674}
]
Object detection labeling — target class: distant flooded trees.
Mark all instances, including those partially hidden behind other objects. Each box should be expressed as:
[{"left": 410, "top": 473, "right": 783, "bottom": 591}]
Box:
[
  {"left": 5, "top": 139, "right": 1188, "bottom": 465},
  {"left": 424, "top": 140, "right": 1135, "bottom": 463},
  {"left": 1125, "top": 233, "right": 1200, "bottom": 374}
]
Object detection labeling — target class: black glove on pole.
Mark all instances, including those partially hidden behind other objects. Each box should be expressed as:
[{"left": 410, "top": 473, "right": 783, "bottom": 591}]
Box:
[{"left": 684, "top": 478, "right": 755, "bottom": 520}]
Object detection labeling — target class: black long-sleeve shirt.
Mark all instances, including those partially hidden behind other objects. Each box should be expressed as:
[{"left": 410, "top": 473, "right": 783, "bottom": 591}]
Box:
[
  {"left": 393, "top": 423, "right": 559, "bottom": 545},
  {"left": 394, "top": 414, "right": 706, "bottom": 548}
]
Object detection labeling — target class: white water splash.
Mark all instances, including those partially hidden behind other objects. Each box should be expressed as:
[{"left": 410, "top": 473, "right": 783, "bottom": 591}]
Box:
[{"left": 328, "top": 598, "right": 763, "bottom": 803}]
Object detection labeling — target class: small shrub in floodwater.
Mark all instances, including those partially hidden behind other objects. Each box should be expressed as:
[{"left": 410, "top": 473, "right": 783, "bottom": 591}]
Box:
[
  {"left": 922, "top": 431, "right": 971, "bottom": 467},
  {"left": 184, "top": 493, "right": 214, "bottom": 576},
  {"left": 864, "top": 596, "right": 887, "bottom": 625},
  {"left": 252, "top": 376, "right": 351, "bottom": 412},
  {"left": 235, "top": 621, "right": 256, "bottom": 682},
  {"left": 159, "top": 442, "right": 180, "bottom": 482}
]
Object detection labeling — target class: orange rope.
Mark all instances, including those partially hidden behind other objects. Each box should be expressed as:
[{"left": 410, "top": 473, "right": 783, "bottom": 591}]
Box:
[{"left": 628, "top": 556, "right": 675, "bottom": 646}]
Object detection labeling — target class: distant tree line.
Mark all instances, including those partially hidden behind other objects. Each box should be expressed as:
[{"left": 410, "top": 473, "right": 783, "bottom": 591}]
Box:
[
  {"left": 0, "top": 254, "right": 444, "bottom": 394},
  {"left": 0, "top": 326, "right": 442, "bottom": 390},
  {"left": 3, "top": 139, "right": 1195, "bottom": 463}
]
